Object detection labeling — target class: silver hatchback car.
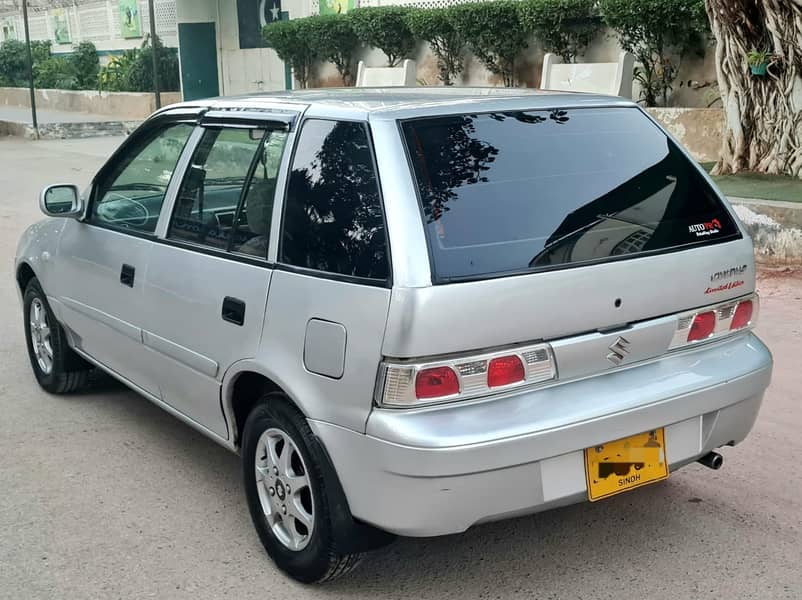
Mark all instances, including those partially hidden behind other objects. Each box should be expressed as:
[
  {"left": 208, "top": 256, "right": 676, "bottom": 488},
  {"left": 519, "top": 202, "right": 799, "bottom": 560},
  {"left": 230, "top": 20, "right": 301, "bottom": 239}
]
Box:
[{"left": 15, "top": 88, "right": 772, "bottom": 583}]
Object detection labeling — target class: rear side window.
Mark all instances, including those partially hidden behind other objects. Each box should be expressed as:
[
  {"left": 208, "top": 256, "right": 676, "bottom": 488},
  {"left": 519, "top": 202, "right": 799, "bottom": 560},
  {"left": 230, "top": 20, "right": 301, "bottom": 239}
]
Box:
[
  {"left": 401, "top": 107, "right": 739, "bottom": 282},
  {"left": 280, "top": 119, "right": 388, "bottom": 281}
]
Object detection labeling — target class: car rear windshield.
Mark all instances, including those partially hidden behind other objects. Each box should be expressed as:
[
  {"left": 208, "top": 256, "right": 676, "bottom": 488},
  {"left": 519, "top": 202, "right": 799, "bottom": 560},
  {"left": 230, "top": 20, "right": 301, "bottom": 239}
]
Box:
[{"left": 400, "top": 107, "right": 739, "bottom": 282}]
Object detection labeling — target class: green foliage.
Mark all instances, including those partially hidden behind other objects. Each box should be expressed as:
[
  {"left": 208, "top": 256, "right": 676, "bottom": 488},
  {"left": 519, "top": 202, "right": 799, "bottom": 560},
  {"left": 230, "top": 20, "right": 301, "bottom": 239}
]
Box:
[
  {"left": 406, "top": 8, "right": 465, "bottom": 85},
  {"left": 29, "top": 40, "right": 52, "bottom": 64},
  {"left": 518, "top": 0, "right": 602, "bottom": 63},
  {"left": 0, "top": 39, "right": 100, "bottom": 90},
  {"left": 99, "top": 36, "right": 180, "bottom": 93},
  {"left": 99, "top": 49, "right": 138, "bottom": 91},
  {"left": 600, "top": 0, "right": 707, "bottom": 106},
  {"left": 307, "top": 14, "right": 360, "bottom": 85},
  {"left": 348, "top": 6, "right": 416, "bottom": 67},
  {"left": 0, "top": 40, "right": 28, "bottom": 86},
  {"left": 126, "top": 35, "right": 181, "bottom": 92},
  {"left": 448, "top": 1, "right": 529, "bottom": 87},
  {"left": 70, "top": 42, "right": 100, "bottom": 89},
  {"left": 33, "top": 55, "right": 76, "bottom": 89},
  {"left": 263, "top": 19, "right": 319, "bottom": 88},
  {"left": 746, "top": 48, "right": 773, "bottom": 67}
]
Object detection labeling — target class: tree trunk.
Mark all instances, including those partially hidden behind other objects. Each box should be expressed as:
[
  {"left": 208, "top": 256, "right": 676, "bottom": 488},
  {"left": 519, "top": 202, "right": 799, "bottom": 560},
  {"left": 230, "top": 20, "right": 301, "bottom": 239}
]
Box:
[{"left": 706, "top": 0, "right": 802, "bottom": 179}]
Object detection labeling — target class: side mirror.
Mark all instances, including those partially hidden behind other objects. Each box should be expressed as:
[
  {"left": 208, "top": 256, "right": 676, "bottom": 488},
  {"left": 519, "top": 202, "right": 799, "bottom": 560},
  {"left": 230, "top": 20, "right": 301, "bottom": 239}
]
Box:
[{"left": 40, "top": 184, "right": 84, "bottom": 218}]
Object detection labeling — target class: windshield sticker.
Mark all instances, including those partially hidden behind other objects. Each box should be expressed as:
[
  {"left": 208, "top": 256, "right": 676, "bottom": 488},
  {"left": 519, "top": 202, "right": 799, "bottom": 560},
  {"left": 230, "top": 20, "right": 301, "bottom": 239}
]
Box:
[
  {"left": 689, "top": 218, "right": 722, "bottom": 237},
  {"left": 705, "top": 280, "right": 745, "bottom": 294}
]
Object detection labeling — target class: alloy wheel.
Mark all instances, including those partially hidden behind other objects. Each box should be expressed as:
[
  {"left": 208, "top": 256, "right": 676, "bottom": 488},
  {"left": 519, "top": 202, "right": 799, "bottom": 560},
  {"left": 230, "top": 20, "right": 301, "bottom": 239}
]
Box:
[
  {"left": 254, "top": 428, "right": 315, "bottom": 551},
  {"left": 29, "top": 298, "right": 53, "bottom": 375}
]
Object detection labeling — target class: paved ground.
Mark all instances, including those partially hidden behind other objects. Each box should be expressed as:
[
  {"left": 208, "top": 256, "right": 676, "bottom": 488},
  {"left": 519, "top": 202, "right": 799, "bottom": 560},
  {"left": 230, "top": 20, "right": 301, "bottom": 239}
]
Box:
[{"left": 1, "top": 136, "right": 801, "bottom": 600}]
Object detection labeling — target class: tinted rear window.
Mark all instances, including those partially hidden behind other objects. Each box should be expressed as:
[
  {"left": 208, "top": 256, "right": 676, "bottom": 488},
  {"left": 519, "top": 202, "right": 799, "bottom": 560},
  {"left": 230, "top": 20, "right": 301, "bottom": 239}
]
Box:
[{"left": 401, "top": 107, "right": 739, "bottom": 282}]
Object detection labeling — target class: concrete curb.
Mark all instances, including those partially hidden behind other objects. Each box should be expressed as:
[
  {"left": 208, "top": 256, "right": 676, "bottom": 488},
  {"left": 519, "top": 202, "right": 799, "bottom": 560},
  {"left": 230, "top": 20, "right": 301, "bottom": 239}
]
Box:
[
  {"left": 729, "top": 197, "right": 802, "bottom": 266},
  {"left": 0, "top": 119, "right": 140, "bottom": 140}
]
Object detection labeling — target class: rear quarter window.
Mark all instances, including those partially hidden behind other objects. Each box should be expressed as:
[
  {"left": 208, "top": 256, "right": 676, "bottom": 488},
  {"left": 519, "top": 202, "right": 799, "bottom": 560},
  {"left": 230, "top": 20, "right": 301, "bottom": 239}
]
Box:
[
  {"left": 280, "top": 119, "right": 389, "bottom": 282},
  {"left": 400, "top": 107, "right": 740, "bottom": 282}
]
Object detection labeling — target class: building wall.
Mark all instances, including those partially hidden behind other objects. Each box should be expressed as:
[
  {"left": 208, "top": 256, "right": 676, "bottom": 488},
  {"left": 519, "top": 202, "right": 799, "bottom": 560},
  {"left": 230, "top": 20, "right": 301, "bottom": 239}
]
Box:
[
  {"left": 0, "top": 1, "right": 178, "bottom": 58},
  {"left": 176, "top": 0, "right": 316, "bottom": 97}
]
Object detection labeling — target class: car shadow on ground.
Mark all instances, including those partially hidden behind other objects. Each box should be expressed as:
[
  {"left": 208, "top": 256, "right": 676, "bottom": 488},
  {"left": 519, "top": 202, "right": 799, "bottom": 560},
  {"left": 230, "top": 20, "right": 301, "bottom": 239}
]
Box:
[{"left": 72, "top": 378, "right": 722, "bottom": 596}]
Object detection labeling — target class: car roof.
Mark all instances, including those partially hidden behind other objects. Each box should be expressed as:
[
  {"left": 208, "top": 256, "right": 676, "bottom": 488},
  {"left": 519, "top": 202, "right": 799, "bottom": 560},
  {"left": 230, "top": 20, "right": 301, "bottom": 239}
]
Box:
[{"left": 161, "top": 87, "right": 638, "bottom": 122}]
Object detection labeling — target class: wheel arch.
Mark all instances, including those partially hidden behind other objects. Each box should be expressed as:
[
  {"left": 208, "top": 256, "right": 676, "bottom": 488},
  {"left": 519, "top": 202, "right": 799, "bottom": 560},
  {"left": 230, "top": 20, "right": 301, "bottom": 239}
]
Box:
[
  {"left": 222, "top": 361, "right": 308, "bottom": 450},
  {"left": 225, "top": 360, "right": 396, "bottom": 554},
  {"left": 16, "top": 261, "right": 37, "bottom": 294}
]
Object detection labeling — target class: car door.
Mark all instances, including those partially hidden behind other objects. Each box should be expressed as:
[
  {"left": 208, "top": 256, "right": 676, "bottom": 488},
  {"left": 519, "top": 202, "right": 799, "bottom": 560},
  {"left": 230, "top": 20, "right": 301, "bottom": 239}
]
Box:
[
  {"left": 141, "top": 112, "right": 294, "bottom": 438},
  {"left": 258, "top": 117, "right": 393, "bottom": 433},
  {"left": 54, "top": 116, "right": 197, "bottom": 397}
]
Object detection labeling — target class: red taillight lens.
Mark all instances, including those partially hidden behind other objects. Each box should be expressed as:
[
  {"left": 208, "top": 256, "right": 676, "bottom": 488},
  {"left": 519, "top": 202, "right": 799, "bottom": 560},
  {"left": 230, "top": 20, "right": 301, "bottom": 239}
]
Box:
[
  {"left": 687, "top": 311, "right": 716, "bottom": 342},
  {"left": 730, "top": 300, "right": 754, "bottom": 330},
  {"left": 487, "top": 355, "right": 525, "bottom": 388},
  {"left": 415, "top": 366, "right": 459, "bottom": 399}
]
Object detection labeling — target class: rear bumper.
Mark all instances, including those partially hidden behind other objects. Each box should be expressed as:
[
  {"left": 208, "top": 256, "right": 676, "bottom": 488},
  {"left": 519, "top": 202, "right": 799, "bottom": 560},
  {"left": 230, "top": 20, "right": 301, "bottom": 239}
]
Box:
[{"left": 310, "top": 333, "right": 772, "bottom": 537}]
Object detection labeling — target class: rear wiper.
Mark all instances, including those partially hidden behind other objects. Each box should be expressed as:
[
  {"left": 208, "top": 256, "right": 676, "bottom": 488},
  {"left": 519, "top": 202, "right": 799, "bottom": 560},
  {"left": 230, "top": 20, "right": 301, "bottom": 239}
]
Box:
[
  {"left": 528, "top": 217, "right": 603, "bottom": 267},
  {"left": 596, "top": 213, "right": 656, "bottom": 231}
]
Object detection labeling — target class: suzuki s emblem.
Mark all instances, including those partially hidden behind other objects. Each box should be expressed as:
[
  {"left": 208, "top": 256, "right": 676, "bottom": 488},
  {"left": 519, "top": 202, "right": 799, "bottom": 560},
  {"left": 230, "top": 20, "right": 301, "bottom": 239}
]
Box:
[{"left": 606, "top": 336, "right": 631, "bottom": 365}]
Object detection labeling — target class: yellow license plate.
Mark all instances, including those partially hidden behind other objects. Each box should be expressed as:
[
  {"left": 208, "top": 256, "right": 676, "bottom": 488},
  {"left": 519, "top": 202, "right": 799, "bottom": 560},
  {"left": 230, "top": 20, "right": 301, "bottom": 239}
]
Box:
[{"left": 584, "top": 429, "right": 668, "bottom": 501}]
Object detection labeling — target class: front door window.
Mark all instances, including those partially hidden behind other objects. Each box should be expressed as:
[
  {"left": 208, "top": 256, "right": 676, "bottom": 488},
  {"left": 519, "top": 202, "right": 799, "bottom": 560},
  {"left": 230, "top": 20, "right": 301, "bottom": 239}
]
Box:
[{"left": 91, "top": 123, "right": 194, "bottom": 234}]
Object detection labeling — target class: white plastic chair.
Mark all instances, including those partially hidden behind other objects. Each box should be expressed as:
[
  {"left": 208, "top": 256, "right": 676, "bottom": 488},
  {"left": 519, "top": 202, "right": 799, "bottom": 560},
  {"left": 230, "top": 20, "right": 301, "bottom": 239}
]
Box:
[
  {"left": 540, "top": 51, "right": 635, "bottom": 98},
  {"left": 355, "top": 59, "right": 417, "bottom": 87}
]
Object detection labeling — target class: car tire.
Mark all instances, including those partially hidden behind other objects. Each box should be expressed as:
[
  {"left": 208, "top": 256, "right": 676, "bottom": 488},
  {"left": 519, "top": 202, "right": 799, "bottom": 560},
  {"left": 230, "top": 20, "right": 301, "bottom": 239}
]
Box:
[
  {"left": 242, "top": 394, "right": 364, "bottom": 583},
  {"left": 23, "top": 277, "right": 92, "bottom": 394}
]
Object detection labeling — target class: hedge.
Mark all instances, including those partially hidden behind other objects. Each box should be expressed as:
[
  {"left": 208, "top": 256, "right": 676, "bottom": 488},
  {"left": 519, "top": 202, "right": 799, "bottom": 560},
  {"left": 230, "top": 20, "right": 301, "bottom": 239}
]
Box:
[
  {"left": 307, "top": 14, "right": 360, "bottom": 86},
  {"left": 0, "top": 36, "right": 179, "bottom": 93},
  {"left": 406, "top": 8, "right": 465, "bottom": 86},
  {"left": 349, "top": 6, "right": 416, "bottom": 67},
  {"left": 0, "top": 40, "right": 99, "bottom": 90},
  {"left": 449, "top": 1, "right": 529, "bottom": 87},
  {"left": 262, "top": 0, "right": 707, "bottom": 100},
  {"left": 518, "top": 0, "right": 603, "bottom": 63}
]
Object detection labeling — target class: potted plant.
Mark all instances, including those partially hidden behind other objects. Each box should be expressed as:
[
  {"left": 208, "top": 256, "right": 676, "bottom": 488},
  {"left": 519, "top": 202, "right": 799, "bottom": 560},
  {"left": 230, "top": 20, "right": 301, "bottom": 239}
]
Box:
[{"left": 747, "top": 49, "right": 773, "bottom": 76}]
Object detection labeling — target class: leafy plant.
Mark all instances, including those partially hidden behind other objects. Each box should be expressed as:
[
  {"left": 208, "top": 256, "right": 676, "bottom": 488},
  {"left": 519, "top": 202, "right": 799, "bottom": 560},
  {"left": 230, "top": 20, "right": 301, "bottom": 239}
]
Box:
[
  {"left": 125, "top": 35, "right": 181, "bottom": 92},
  {"left": 0, "top": 40, "right": 28, "bottom": 86},
  {"left": 348, "top": 6, "right": 416, "bottom": 67},
  {"left": 70, "top": 41, "right": 100, "bottom": 89},
  {"left": 518, "top": 0, "right": 602, "bottom": 63},
  {"left": 448, "top": 1, "right": 529, "bottom": 87},
  {"left": 33, "top": 55, "right": 75, "bottom": 89},
  {"left": 98, "top": 37, "right": 179, "bottom": 93},
  {"left": 264, "top": 19, "right": 319, "bottom": 88},
  {"left": 600, "top": 0, "right": 707, "bottom": 106},
  {"left": 406, "top": 8, "right": 465, "bottom": 85},
  {"left": 99, "top": 49, "right": 138, "bottom": 92},
  {"left": 746, "top": 48, "right": 773, "bottom": 67},
  {"left": 29, "top": 40, "right": 52, "bottom": 65},
  {"left": 307, "top": 14, "right": 360, "bottom": 86}
]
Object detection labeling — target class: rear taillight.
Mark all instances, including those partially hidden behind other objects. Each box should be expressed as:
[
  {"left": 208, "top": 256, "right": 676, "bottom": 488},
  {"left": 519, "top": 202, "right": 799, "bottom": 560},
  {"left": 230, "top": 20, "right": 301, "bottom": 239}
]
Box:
[
  {"left": 730, "top": 300, "right": 753, "bottom": 330},
  {"left": 487, "top": 356, "right": 525, "bottom": 387},
  {"left": 687, "top": 311, "right": 716, "bottom": 342},
  {"left": 670, "top": 293, "right": 759, "bottom": 350},
  {"left": 415, "top": 366, "right": 459, "bottom": 399},
  {"left": 376, "top": 343, "right": 556, "bottom": 408}
]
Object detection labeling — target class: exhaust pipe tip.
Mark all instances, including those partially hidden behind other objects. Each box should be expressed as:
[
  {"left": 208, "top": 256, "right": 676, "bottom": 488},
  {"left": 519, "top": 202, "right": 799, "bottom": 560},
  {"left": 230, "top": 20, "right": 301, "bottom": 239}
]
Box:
[{"left": 698, "top": 451, "right": 724, "bottom": 470}]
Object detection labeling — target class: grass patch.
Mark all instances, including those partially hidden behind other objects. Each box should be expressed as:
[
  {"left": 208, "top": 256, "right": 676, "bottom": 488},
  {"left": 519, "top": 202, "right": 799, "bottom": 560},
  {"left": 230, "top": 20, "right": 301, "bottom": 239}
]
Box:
[{"left": 701, "top": 162, "right": 802, "bottom": 203}]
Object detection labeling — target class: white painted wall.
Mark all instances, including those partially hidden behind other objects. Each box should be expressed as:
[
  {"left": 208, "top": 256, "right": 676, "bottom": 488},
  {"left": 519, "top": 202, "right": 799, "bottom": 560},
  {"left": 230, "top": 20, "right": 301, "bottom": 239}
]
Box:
[
  {"left": 0, "top": 1, "right": 178, "bottom": 54},
  {"left": 176, "top": 0, "right": 310, "bottom": 96}
]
